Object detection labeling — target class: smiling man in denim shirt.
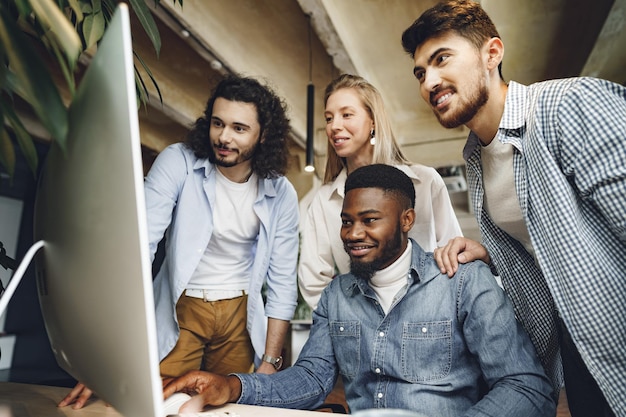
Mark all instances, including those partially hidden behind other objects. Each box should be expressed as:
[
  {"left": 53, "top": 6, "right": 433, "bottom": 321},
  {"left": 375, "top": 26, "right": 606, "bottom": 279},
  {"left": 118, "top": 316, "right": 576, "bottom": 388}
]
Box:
[{"left": 162, "top": 164, "right": 555, "bottom": 417}]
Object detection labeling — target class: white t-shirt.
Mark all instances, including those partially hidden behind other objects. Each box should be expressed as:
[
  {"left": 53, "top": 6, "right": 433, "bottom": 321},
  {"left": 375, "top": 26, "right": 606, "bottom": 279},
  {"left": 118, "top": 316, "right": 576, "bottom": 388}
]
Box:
[
  {"left": 481, "top": 138, "right": 535, "bottom": 258},
  {"left": 188, "top": 170, "right": 259, "bottom": 290}
]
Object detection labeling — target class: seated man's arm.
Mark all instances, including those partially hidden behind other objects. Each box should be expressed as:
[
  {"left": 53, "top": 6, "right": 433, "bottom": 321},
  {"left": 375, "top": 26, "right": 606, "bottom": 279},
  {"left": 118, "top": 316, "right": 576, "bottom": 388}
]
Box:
[
  {"left": 236, "top": 292, "right": 338, "bottom": 409},
  {"left": 458, "top": 261, "right": 556, "bottom": 417}
]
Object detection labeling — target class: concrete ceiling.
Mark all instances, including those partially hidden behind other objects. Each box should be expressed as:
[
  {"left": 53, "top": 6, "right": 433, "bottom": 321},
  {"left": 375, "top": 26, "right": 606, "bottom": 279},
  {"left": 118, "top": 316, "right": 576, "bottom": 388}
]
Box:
[{"left": 132, "top": 0, "right": 626, "bottom": 239}]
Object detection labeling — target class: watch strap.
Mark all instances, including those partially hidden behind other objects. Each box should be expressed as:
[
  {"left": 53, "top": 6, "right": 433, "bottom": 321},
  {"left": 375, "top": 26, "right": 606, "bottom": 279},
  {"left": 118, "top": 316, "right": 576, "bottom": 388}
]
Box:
[{"left": 261, "top": 354, "right": 283, "bottom": 370}]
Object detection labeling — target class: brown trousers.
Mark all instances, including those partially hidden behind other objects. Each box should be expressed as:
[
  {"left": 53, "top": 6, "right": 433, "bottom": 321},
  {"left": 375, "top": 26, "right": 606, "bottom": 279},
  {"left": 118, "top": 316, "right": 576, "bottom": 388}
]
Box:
[{"left": 159, "top": 294, "right": 254, "bottom": 378}]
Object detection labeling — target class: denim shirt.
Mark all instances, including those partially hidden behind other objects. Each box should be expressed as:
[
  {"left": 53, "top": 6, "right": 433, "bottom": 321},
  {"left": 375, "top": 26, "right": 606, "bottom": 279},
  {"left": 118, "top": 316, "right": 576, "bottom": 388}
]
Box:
[
  {"left": 144, "top": 143, "right": 299, "bottom": 363},
  {"left": 237, "top": 240, "right": 555, "bottom": 416}
]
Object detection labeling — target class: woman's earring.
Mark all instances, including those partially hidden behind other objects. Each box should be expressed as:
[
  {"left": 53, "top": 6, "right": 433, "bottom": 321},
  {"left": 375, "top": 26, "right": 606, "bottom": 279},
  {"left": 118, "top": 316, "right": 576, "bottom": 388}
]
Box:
[{"left": 370, "top": 129, "right": 376, "bottom": 145}]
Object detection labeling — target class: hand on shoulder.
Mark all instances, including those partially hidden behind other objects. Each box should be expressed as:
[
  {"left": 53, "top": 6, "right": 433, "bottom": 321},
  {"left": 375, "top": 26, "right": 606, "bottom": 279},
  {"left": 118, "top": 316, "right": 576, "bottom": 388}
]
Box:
[{"left": 433, "top": 237, "right": 491, "bottom": 277}]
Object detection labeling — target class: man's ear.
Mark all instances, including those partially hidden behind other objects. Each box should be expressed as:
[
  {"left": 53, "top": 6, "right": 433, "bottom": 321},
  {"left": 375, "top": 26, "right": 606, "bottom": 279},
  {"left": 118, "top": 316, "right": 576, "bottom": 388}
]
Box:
[
  {"left": 485, "top": 37, "right": 504, "bottom": 72},
  {"left": 401, "top": 208, "right": 416, "bottom": 233}
]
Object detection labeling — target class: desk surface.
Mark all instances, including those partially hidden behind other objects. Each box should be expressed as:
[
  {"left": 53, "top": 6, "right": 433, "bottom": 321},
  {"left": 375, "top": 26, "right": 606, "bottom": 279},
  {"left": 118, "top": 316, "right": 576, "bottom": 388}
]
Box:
[{"left": 0, "top": 382, "right": 329, "bottom": 417}]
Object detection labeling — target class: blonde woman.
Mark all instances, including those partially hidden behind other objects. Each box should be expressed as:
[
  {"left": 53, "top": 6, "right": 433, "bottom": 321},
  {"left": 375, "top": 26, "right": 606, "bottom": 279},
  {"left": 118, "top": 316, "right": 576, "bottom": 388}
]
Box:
[{"left": 298, "top": 74, "right": 462, "bottom": 309}]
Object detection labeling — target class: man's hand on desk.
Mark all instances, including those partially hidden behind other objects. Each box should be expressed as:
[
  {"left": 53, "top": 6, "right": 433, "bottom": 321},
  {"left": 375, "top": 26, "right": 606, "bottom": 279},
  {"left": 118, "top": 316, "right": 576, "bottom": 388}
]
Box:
[
  {"left": 57, "top": 382, "right": 100, "bottom": 409},
  {"left": 163, "top": 370, "right": 242, "bottom": 413}
]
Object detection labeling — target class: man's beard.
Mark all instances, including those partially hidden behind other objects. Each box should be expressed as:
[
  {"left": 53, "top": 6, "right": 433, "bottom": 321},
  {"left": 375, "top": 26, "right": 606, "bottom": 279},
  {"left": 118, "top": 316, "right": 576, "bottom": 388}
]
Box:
[
  {"left": 212, "top": 142, "right": 257, "bottom": 168},
  {"left": 350, "top": 260, "right": 379, "bottom": 282},
  {"left": 349, "top": 227, "right": 403, "bottom": 282},
  {"left": 435, "top": 78, "right": 489, "bottom": 129}
]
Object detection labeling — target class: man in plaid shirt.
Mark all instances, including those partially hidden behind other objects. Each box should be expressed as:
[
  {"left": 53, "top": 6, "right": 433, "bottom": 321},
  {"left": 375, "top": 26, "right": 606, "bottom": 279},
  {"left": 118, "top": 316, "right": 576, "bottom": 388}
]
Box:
[{"left": 401, "top": 1, "right": 625, "bottom": 416}]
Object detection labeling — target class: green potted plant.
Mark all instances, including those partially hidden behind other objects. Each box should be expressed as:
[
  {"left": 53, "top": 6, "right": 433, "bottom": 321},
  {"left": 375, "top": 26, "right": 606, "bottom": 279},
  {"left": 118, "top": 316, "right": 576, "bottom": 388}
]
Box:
[{"left": 0, "top": 0, "right": 181, "bottom": 178}]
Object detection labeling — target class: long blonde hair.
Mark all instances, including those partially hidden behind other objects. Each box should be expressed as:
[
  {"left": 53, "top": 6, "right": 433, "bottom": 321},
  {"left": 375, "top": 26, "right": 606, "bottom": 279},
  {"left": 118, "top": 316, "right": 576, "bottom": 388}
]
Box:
[{"left": 322, "top": 74, "right": 410, "bottom": 184}]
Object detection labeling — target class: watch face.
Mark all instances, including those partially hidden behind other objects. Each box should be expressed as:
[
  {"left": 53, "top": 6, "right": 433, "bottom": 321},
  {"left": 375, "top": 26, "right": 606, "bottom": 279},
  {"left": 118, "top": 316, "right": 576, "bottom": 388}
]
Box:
[{"left": 274, "top": 356, "right": 283, "bottom": 370}]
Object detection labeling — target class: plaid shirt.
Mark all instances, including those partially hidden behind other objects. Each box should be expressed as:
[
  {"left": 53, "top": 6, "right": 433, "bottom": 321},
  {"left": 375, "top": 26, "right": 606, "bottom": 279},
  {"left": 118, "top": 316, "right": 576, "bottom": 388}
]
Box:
[{"left": 463, "top": 78, "right": 626, "bottom": 414}]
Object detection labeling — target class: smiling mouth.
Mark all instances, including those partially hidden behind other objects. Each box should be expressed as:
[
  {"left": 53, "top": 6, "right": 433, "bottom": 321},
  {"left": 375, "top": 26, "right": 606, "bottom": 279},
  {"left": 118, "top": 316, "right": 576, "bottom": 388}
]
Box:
[
  {"left": 215, "top": 144, "right": 236, "bottom": 155},
  {"left": 430, "top": 87, "right": 455, "bottom": 109},
  {"left": 345, "top": 242, "right": 375, "bottom": 257},
  {"left": 434, "top": 92, "right": 452, "bottom": 106}
]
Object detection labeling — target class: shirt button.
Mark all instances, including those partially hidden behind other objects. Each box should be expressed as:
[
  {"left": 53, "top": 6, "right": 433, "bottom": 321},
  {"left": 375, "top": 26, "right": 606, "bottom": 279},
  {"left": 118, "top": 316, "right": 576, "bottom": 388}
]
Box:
[
  {"left": 339, "top": 326, "right": 344, "bottom": 332},
  {"left": 377, "top": 393, "right": 383, "bottom": 399},
  {"left": 421, "top": 327, "right": 428, "bottom": 333},
  {"left": 379, "top": 331, "right": 385, "bottom": 337},
  {"left": 375, "top": 368, "right": 381, "bottom": 374}
]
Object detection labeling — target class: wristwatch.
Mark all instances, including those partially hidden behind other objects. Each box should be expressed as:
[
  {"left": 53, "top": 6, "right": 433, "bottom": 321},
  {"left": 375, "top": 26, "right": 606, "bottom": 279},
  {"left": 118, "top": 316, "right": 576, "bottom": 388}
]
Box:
[{"left": 261, "top": 354, "right": 283, "bottom": 371}]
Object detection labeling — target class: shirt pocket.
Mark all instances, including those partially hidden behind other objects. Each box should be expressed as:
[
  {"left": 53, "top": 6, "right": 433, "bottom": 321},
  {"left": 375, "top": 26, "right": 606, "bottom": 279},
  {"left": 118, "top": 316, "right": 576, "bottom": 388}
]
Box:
[
  {"left": 401, "top": 321, "right": 452, "bottom": 383},
  {"left": 330, "top": 321, "right": 360, "bottom": 378}
]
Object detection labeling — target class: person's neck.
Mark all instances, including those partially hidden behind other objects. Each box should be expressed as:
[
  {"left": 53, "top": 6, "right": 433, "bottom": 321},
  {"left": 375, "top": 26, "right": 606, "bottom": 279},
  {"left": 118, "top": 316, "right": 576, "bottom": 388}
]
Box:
[
  {"left": 345, "top": 152, "right": 373, "bottom": 175},
  {"left": 216, "top": 163, "right": 254, "bottom": 183},
  {"left": 466, "top": 81, "right": 508, "bottom": 146}
]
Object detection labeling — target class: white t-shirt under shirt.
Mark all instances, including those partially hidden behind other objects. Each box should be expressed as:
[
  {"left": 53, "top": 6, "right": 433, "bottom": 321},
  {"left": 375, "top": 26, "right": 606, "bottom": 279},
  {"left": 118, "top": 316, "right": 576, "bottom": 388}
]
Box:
[
  {"left": 480, "top": 138, "right": 536, "bottom": 258},
  {"left": 187, "top": 170, "right": 259, "bottom": 291}
]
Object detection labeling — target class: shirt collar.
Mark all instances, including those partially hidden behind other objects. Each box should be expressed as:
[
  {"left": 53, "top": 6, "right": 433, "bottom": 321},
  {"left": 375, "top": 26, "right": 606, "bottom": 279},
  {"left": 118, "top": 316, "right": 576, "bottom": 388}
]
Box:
[
  {"left": 329, "top": 169, "right": 348, "bottom": 199},
  {"left": 193, "top": 155, "right": 214, "bottom": 176},
  {"left": 193, "top": 159, "right": 276, "bottom": 198},
  {"left": 500, "top": 81, "right": 527, "bottom": 131},
  {"left": 407, "top": 238, "right": 440, "bottom": 286}
]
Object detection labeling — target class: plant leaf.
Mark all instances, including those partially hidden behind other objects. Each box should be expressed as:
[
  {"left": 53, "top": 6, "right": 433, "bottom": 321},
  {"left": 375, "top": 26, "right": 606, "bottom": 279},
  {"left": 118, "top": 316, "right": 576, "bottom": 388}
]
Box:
[
  {"left": 134, "top": 50, "right": 162, "bottom": 103},
  {"left": 0, "top": 128, "right": 16, "bottom": 179},
  {"left": 128, "top": 0, "right": 161, "bottom": 57},
  {"left": 134, "top": 65, "right": 149, "bottom": 109},
  {"left": 0, "top": 10, "right": 68, "bottom": 150},
  {"left": 82, "top": 10, "right": 104, "bottom": 49},
  {"left": 100, "top": 0, "right": 116, "bottom": 20},
  {"left": 90, "top": 0, "right": 102, "bottom": 13},
  {"left": 66, "top": 0, "right": 85, "bottom": 21},
  {"left": 80, "top": 2, "right": 93, "bottom": 13},
  {"left": 2, "top": 100, "right": 38, "bottom": 176},
  {"left": 29, "top": 0, "right": 82, "bottom": 65}
]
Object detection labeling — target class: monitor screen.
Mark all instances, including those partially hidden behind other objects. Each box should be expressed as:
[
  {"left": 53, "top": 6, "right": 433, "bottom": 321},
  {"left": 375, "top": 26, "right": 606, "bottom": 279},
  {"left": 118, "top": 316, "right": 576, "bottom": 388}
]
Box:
[{"left": 33, "top": 5, "right": 163, "bottom": 417}]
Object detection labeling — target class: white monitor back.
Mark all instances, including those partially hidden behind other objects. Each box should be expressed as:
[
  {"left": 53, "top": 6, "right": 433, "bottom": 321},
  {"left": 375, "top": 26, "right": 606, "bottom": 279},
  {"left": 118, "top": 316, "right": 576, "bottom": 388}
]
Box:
[{"left": 33, "top": 5, "right": 163, "bottom": 417}]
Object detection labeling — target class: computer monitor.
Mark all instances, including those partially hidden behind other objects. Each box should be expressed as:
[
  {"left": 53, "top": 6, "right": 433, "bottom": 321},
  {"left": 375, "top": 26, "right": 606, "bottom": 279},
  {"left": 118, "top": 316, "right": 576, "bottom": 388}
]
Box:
[{"left": 33, "top": 4, "right": 163, "bottom": 417}]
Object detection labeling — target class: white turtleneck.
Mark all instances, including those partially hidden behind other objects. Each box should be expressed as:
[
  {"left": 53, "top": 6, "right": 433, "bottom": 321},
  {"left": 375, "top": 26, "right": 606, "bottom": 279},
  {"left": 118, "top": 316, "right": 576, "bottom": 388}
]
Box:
[{"left": 369, "top": 240, "right": 413, "bottom": 314}]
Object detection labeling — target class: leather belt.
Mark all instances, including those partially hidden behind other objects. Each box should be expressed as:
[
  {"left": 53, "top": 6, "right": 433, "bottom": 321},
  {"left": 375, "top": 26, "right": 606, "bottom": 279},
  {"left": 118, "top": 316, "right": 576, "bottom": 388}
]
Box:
[{"left": 185, "top": 289, "right": 248, "bottom": 302}]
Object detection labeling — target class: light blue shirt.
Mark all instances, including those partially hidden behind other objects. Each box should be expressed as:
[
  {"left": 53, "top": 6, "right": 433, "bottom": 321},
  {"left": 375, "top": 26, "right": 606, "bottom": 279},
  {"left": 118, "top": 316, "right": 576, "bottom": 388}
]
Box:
[
  {"left": 463, "top": 78, "right": 626, "bottom": 414},
  {"left": 144, "top": 143, "right": 299, "bottom": 362},
  {"left": 236, "top": 240, "right": 555, "bottom": 416}
]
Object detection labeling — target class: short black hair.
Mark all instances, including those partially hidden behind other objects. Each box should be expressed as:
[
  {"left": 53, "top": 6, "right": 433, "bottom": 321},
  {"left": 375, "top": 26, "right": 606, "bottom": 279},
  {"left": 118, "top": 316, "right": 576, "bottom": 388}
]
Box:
[
  {"left": 186, "top": 74, "right": 291, "bottom": 178},
  {"left": 345, "top": 164, "right": 415, "bottom": 209}
]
